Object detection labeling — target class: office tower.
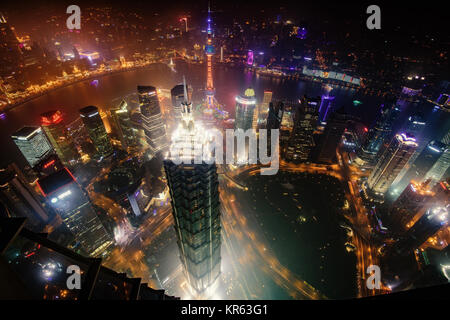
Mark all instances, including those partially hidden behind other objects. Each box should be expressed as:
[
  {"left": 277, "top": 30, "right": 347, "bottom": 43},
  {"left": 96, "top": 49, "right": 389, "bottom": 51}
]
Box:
[
  {"left": 391, "top": 140, "right": 447, "bottom": 195},
  {"left": 205, "top": 4, "right": 215, "bottom": 108},
  {"left": 171, "top": 84, "right": 185, "bottom": 121},
  {"left": 316, "top": 107, "right": 348, "bottom": 164},
  {"left": 12, "top": 126, "right": 53, "bottom": 168},
  {"left": 37, "top": 168, "right": 113, "bottom": 257},
  {"left": 111, "top": 100, "right": 137, "bottom": 149},
  {"left": 164, "top": 85, "right": 221, "bottom": 294},
  {"left": 389, "top": 181, "right": 434, "bottom": 232},
  {"left": 285, "top": 97, "right": 319, "bottom": 163},
  {"left": 266, "top": 101, "right": 284, "bottom": 130},
  {"left": 392, "top": 206, "right": 448, "bottom": 256},
  {"left": 0, "top": 163, "right": 49, "bottom": 230},
  {"left": 79, "top": 106, "right": 113, "bottom": 159},
  {"left": 366, "top": 133, "right": 418, "bottom": 198},
  {"left": 234, "top": 88, "right": 257, "bottom": 131},
  {"left": 0, "top": 217, "right": 178, "bottom": 300},
  {"left": 424, "top": 138, "right": 450, "bottom": 186},
  {"left": 0, "top": 13, "right": 22, "bottom": 76},
  {"left": 258, "top": 90, "right": 273, "bottom": 122},
  {"left": 318, "top": 95, "right": 334, "bottom": 122},
  {"left": 355, "top": 104, "right": 401, "bottom": 166},
  {"left": 34, "top": 154, "right": 64, "bottom": 177},
  {"left": 41, "top": 110, "right": 79, "bottom": 166},
  {"left": 391, "top": 114, "right": 428, "bottom": 190},
  {"left": 137, "top": 86, "right": 168, "bottom": 154}
]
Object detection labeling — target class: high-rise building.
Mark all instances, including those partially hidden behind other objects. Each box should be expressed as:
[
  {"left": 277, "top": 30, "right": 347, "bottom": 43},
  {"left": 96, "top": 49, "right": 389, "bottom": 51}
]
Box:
[
  {"left": 424, "top": 131, "right": 450, "bottom": 186},
  {"left": 171, "top": 84, "right": 186, "bottom": 121},
  {"left": 11, "top": 126, "right": 53, "bottom": 168},
  {"left": 355, "top": 104, "right": 401, "bottom": 166},
  {"left": 164, "top": 85, "right": 221, "bottom": 294},
  {"left": 284, "top": 97, "right": 319, "bottom": 163},
  {"left": 205, "top": 4, "right": 215, "bottom": 108},
  {"left": 391, "top": 206, "right": 448, "bottom": 256},
  {"left": 318, "top": 95, "right": 334, "bottom": 123},
  {"left": 0, "top": 163, "right": 49, "bottom": 231},
  {"left": 391, "top": 140, "right": 446, "bottom": 195},
  {"left": 366, "top": 133, "right": 418, "bottom": 198},
  {"left": 41, "top": 110, "right": 79, "bottom": 166},
  {"left": 111, "top": 100, "right": 138, "bottom": 149},
  {"left": 315, "top": 107, "right": 348, "bottom": 164},
  {"left": 266, "top": 101, "right": 284, "bottom": 130},
  {"left": 389, "top": 181, "right": 435, "bottom": 232},
  {"left": 79, "top": 106, "right": 113, "bottom": 159},
  {"left": 137, "top": 86, "right": 168, "bottom": 155},
  {"left": 37, "top": 168, "right": 113, "bottom": 257},
  {"left": 234, "top": 88, "right": 257, "bottom": 131},
  {"left": 258, "top": 90, "right": 273, "bottom": 123}
]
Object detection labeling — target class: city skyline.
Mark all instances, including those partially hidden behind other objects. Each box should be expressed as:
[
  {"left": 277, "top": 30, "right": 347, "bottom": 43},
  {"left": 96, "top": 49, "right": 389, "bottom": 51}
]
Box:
[{"left": 0, "top": 0, "right": 449, "bottom": 303}]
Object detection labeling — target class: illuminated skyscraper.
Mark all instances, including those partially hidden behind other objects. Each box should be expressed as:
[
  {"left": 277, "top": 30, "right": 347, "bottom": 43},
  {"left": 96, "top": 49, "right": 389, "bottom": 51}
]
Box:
[
  {"left": 11, "top": 126, "right": 53, "bottom": 168},
  {"left": 171, "top": 84, "right": 186, "bottom": 121},
  {"left": 366, "top": 133, "right": 418, "bottom": 198},
  {"left": 0, "top": 162, "right": 49, "bottom": 231},
  {"left": 389, "top": 181, "right": 434, "bottom": 232},
  {"left": 205, "top": 4, "right": 215, "bottom": 108},
  {"left": 258, "top": 90, "right": 273, "bottom": 123},
  {"left": 285, "top": 97, "right": 319, "bottom": 163},
  {"left": 355, "top": 104, "right": 401, "bottom": 166},
  {"left": 234, "top": 88, "right": 257, "bottom": 131},
  {"left": 37, "top": 168, "right": 113, "bottom": 257},
  {"left": 391, "top": 140, "right": 446, "bottom": 195},
  {"left": 164, "top": 82, "right": 221, "bottom": 294},
  {"left": 316, "top": 107, "right": 348, "bottom": 164},
  {"left": 111, "top": 100, "right": 138, "bottom": 149},
  {"left": 137, "top": 86, "right": 168, "bottom": 154},
  {"left": 391, "top": 206, "right": 449, "bottom": 256},
  {"left": 79, "top": 106, "right": 113, "bottom": 159},
  {"left": 424, "top": 130, "right": 450, "bottom": 186},
  {"left": 41, "top": 110, "right": 79, "bottom": 166}
]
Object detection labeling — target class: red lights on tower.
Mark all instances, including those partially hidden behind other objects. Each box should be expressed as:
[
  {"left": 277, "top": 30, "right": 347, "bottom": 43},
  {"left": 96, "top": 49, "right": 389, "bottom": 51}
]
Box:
[{"left": 41, "top": 110, "right": 63, "bottom": 126}]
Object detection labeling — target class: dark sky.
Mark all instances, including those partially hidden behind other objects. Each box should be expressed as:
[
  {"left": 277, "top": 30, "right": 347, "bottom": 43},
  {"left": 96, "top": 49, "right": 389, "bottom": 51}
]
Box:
[{"left": 1, "top": 0, "right": 447, "bottom": 37}]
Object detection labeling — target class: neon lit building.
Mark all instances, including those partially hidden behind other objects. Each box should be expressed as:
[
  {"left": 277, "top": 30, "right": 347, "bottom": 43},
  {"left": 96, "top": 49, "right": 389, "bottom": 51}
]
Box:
[
  {"left": 205, "top": 4, "right": 215, "bottom": 108},
  {"left": 367, "top": 133, "right": 418, "bottom": 197},
  {"left": 164, "top": 81, "right": 221, "bottom": 294},
  {"left": 11, "top": 126, "right": 53, "bottom": 168},
  {"left": 79, "top": 106, "right": 113, "bottom": 159},
  {"left": 234, "top": 88, "right": 257, "bottom": 131},
  {"left": 41, "top": 110, "right": 79, "bottom": 166},
  {"left": 37, "top": 168, "right": 113, "bottom": 257}
]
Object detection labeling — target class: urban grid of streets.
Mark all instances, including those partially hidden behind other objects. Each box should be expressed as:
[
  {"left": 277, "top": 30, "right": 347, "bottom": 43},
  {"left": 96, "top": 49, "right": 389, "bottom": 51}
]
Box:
[{"left": 84, "top": 112, "right": 380, "bottom": 298}]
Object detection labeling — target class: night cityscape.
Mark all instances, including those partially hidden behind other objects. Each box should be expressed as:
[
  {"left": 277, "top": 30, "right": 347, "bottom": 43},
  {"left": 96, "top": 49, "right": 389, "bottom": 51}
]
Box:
[{"left": 0, "top": 0, "right": 449, "bottom": 307}]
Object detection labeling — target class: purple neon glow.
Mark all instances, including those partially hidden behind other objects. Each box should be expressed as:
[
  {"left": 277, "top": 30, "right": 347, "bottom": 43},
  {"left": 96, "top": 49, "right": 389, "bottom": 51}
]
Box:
[{"left": 247, "top": 50, "right": 254, "bottom": 66}]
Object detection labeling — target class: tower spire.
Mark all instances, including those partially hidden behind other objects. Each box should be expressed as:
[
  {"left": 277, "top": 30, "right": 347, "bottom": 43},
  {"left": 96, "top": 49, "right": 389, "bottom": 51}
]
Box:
[{"left": 183, "top": 76, "right": 188, "bottom": 104}]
